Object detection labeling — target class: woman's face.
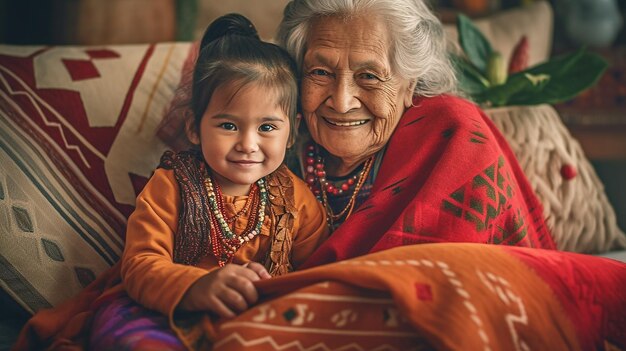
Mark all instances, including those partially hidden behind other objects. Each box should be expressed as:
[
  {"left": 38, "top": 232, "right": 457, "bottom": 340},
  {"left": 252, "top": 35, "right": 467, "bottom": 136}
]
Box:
[{"left": 301, "top": 15, "right": 415, "bottom": 170}]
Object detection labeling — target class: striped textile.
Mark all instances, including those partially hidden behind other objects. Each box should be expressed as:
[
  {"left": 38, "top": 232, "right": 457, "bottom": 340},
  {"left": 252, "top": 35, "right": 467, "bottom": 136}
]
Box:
[{"left": 0, "top": 43, "right": 193, "bottom": 313}]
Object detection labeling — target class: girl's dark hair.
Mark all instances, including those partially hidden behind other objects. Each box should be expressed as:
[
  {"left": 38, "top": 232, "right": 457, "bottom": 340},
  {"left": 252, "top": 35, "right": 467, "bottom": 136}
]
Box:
[{"left": 191, "top": 13, "right": 299, "bottom": 144}]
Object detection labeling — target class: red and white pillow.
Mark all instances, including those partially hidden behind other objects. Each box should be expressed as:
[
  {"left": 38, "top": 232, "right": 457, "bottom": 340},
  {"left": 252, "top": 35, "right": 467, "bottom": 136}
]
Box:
[{"left": 0, "top": 42, "right": 193, "bottom": 313}]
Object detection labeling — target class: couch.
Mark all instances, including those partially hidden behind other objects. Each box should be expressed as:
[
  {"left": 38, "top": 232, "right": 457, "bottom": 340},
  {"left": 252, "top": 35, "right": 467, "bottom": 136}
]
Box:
[{"left": 1, "top": 2, "right": 625, "bottom": 349}]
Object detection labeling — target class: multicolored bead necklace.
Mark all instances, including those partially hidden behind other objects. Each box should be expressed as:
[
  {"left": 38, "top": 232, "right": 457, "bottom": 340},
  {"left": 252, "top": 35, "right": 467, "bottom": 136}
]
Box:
[
  {"left": 304, "top": 143, "right": 374, "bottom": 226},
  {"left": 204, "top": 174, "right": 267, "bottom": 267}
]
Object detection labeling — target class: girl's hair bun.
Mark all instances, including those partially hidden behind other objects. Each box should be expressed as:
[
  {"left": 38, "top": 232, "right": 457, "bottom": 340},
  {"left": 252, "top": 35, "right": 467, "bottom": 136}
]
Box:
[{"left": 200, "top": 13, "right": 260, "bottom": 49}]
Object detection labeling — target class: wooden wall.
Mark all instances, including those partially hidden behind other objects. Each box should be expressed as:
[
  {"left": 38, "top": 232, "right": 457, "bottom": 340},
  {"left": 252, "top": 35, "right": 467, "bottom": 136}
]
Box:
[{"left": 2, "top": 0, "right": 178, "bottom": 45}]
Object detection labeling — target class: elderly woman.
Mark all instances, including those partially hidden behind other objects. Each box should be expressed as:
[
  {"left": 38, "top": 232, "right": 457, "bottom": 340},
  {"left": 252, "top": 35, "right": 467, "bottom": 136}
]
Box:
[{"left": 277, "top": 0, "right": 555, "bottom": 267}]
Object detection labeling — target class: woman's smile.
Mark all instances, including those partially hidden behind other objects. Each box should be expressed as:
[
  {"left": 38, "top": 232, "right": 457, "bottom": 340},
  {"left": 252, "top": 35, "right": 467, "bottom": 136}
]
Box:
[{"left": 322, "top": 117, "right": 370, "bottom": 127}]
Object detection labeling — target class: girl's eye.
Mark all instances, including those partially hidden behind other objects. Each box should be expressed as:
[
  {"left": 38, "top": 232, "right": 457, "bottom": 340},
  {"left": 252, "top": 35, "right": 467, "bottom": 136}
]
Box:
[
  {"left": 259, "top": 124, "right": 276, "bottom": 132},
  {"left": 219, "top": 122, "right": 237, "bottom": 131}
]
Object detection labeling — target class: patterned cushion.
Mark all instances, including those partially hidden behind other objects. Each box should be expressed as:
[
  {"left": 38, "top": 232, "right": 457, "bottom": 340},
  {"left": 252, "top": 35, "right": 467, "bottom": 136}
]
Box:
[
  {"left": 485, "top": 105, "right": 626, "bottom": 253},
  {"left": 0, "top": 43, "right": 193, "bottom": 313}
]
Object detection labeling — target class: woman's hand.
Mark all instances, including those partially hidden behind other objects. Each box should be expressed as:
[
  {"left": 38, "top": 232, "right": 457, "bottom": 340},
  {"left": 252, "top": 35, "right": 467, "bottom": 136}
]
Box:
[{"left": 178, "top": 262, "right": 271, "bottom": 319}]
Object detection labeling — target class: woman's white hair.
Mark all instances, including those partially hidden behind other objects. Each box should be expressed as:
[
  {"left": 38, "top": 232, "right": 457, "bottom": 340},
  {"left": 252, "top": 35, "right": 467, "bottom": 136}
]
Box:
[{"left": 277, "top": 0, "right": 457, "bottom": 97}]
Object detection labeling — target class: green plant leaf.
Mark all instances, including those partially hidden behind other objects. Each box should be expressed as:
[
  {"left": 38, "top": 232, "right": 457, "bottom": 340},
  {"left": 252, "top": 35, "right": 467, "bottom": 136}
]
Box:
[
  {"left": 450, "top": 54, "right": 489, "bottom": 95},
  {"left": 480, "top": 74, "right": 537, "bottom": 107},
  {"left": 457, "top": 14, "right": 493, "bottom": 74},
  {"left": 450, "top": 54, "right": 490, "bottom": 86},
  {"left": 484, "top": 73, "right": 552, "bottom": 106},
  {"left": 453, "top": 17, "right": 607, "bottom": 107},
  {"left": 506, "top": 49, "right": 608, "bottom": 105},
  {"left": 522, "top": 49, "right": 585, "bottom": 78}
]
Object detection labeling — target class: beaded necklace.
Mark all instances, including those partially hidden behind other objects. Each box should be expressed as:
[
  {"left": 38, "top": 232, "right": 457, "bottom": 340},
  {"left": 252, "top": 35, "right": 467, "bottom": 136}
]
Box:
[
  {"left": 204, "top": 173, "right": 267, "bottom": 267},
  {"left": 303, "top": 143, "right": 374, "bottom": 227}
]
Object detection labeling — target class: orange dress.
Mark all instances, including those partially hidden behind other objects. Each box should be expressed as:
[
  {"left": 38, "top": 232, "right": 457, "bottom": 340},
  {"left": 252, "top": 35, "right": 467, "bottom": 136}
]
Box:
[
  {"left": 122, "top": 166, "right": 329, "bottom": 318},
  {"left": 14, "top": 160, "right": 328, "bottom": 351}
]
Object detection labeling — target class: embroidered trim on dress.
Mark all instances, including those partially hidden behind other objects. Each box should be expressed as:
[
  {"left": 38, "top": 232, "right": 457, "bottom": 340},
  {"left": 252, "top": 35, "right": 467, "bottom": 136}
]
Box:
[
  {"left": 264, "top": 164, "right": 296, "bottom": 276},
  {"left": 159, "top": 150, "right": 211, "bottom": 265}
]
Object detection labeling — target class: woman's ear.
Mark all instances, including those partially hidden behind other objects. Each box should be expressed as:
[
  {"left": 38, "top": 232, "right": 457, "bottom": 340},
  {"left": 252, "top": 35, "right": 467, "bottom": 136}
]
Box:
[
  {"left": 287, "top": 113, "right": 302, "bottom": 148},
  {"left": 294, "top": 113, "right": 302, "bottom": 134},
  {"left": 404, "top": 79, "right": 417, "bottom": 108},
  {"left": 185, "top": 118, "right": 200, "bottom": 145}
]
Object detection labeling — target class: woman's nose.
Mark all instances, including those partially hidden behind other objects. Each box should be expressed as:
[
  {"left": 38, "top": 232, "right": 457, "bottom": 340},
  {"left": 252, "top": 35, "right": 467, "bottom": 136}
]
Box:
[
  {"left": 325, "top": 76, "right": 360, "bottom": 113},
  {"left": 235, "top": 132, "right": 259, "bottom": 153}
]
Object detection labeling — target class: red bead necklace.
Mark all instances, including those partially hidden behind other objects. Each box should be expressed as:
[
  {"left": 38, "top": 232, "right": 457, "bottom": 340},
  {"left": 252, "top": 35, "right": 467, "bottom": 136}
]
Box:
[
  {"left": 304, "top": 143, "right": 374, "bottom": 225},
  {"left": 203, "top": 169, "right": 267, "bottom": 267},
  {"left": 304, "top": 144, "right": 362, "bottom": 197}
]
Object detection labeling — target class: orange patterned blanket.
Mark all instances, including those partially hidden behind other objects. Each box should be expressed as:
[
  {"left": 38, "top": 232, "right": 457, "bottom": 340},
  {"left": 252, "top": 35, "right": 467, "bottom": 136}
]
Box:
[
  {"left": 14, "top": 243, "right": 625, "bottom": 350},
  {"left": 178, "top": 243, "right": 625, "bottom": 351}
]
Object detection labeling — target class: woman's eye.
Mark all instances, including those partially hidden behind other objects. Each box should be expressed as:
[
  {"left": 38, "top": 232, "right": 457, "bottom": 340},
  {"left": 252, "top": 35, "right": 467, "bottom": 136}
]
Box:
[
  {"left": 219, "top": 122, "right": 237, "bottom": 131},
  {"left": 359, "top": 73, "right": 380, "bottom": 80},
  {"left": 310, "top": 69, "right": 330, "bottom": 76},
  {"left": 259, "top": 124, "right": 276, "bottom": 132}
]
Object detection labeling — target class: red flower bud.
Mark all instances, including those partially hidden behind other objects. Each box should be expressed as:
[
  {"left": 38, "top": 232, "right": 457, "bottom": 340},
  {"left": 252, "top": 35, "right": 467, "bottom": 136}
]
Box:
[{"left": 509, "top": 36, "right": 529, "bottom": 74}]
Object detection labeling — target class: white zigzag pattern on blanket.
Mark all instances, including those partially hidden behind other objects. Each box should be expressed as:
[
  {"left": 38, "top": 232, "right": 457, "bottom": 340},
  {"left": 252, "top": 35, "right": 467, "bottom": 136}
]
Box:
[
  {"left": 0, "top": 65, "right": 95, "bottom": 167},
  {"left": 214, "top": 332, "right": 402, "bottom": 351},
  {"left": 477, "top": 270, "right": 529, "bottom": 351},
  {"left": 339, "top": 258, "right": 491, "bottom": 351}
]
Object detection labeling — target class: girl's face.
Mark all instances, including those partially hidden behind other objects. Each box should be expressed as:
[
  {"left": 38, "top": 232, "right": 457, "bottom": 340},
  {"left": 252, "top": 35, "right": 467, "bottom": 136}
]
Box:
[{"left": 188, "top": 82, "right": 291, "bottom": 196}]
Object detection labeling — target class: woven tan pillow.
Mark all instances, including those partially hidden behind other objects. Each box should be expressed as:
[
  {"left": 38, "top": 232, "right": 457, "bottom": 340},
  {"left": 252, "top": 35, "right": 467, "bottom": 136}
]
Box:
[{"left": 485, "top": 105, "right": 626, "bottom": 253}]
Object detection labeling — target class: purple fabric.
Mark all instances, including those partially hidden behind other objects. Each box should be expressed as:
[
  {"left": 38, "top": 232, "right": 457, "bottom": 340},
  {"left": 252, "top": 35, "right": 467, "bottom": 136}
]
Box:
[{"left": 88, "top": 294, "right": 185, "bottom": 351}]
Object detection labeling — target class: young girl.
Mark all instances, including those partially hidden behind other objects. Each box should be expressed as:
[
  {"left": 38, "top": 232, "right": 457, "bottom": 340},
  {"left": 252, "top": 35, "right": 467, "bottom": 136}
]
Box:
[{"left": 87, "top": 14, "right": 329, "bottom": 350}]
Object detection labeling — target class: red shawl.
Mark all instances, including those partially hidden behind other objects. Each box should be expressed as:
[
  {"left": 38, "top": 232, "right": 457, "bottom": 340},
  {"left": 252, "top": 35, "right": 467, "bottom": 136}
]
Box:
[{"left": 303, "top": 95, "right": 555, "bottom": 268}]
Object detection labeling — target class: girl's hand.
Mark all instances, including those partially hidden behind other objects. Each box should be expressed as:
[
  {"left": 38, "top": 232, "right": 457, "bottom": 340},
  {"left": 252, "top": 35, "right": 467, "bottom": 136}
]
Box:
[{"left": 178, "top": 262, "right": 271, "bottom": 319}]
